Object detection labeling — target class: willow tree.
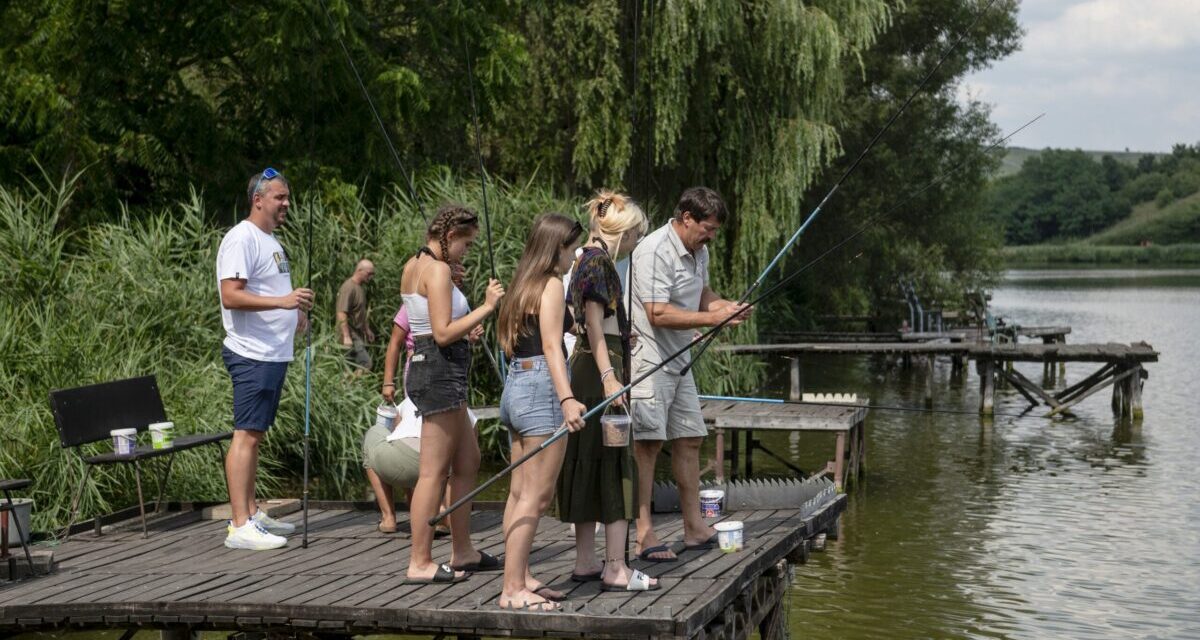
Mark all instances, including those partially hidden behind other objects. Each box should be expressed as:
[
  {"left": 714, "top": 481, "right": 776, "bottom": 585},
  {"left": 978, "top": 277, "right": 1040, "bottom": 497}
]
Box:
[{"left": 490, "top": 0, "right": 894, "bottom": 299}]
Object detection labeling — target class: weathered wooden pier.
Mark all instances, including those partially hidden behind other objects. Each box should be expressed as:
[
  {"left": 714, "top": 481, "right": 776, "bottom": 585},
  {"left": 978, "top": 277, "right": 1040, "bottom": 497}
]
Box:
[
  {"left": 0, "top": 490, "right": 844, "bottom": 640},
  {"left": 718, "top": 339, "right": 1157, "bottom": 417}
]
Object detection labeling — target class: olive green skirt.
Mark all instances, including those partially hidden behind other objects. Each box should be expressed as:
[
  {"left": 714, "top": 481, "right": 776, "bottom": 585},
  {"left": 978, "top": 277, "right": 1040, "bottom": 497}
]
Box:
[{"left": 556, "top": 334, "right": 638, "bottom": 524}]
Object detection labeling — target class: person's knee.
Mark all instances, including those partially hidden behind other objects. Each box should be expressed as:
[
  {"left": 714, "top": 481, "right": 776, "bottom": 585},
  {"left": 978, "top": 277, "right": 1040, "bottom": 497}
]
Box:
[{"left": 674, "top": 436, "right": 703, "bottom": 452}]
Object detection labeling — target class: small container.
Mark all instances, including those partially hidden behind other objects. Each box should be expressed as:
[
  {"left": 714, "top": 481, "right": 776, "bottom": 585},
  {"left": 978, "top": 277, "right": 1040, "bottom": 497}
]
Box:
[
  {"left": 715, "top": 520, "right": 744, "bottom": 553},
  {"left": 149, "top": 421, "right": 174, "bottom": 449},
  {"left": 375, "top": 404, "right": 398, "bottom": 431},
  {"left": 600, "top": 413, "right": 632, "bottom": 447},
  {"left": 699, "top": 489, "right": 725, "bottom": 518},
  {"left": 110, "top": 428, "right": 138, "bottom": 455}
]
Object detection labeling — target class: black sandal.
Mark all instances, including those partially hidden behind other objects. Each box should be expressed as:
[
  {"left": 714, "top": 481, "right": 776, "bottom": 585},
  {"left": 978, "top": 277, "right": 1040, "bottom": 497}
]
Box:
[
  {"left": 402, "top": 563, "right": 469, "bottom": 584},
  {"left": 451, "top": 549, "right": 501, "bottom": 572}
]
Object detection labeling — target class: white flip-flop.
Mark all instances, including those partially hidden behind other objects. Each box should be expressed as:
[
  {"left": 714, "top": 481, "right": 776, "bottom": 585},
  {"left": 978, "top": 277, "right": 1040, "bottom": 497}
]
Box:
[{"left": 600, "top": 569, "right": 661, "bottom": 591}]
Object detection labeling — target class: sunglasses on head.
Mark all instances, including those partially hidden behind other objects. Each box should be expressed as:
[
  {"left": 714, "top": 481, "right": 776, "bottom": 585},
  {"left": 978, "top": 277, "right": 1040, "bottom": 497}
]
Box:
[
  {"left": 252, "top": 167, "right": 283, "bottom": 199},
  {"left": 564, "top": 220, "right": 585, "bottom": 245}
]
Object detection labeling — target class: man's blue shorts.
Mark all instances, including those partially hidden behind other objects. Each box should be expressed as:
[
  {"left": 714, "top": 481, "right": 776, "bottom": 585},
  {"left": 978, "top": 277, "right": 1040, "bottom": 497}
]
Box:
[{"left": 222, "top": 347, "right": 289, "bottom": 432}]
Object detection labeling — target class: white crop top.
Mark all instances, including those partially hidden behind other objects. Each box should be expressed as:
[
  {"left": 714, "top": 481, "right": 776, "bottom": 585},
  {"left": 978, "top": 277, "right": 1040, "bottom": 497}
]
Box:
[{"left": 403, "top": 286, "right": 470, "bottom": 336}]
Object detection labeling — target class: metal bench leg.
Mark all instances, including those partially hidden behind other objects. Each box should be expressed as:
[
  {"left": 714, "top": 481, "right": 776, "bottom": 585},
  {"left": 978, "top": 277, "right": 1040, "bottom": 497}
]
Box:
[
  {"left": 133, "top": 461, "right": 148, "bottom": 538},
  {"left": 154, "top": 453, "right": 177, "bottom": 516},
  {"left": 3, "top": 490, "right": 36, "bottom": 577},
  {"left": 62, "top": 463, "right": 94, "bottom": 542}
]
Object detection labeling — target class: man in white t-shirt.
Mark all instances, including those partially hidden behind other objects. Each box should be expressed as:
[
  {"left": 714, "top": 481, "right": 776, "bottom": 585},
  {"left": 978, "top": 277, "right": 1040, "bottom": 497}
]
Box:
[{"left": 216, "top": 167, "right": 314, "bottom": 551}]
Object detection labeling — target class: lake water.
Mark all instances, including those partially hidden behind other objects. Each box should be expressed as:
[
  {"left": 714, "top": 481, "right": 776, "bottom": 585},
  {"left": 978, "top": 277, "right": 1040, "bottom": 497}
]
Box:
[
  {"left": 11, "top": 269, "right": 1199, "bottom": 640},
  {"left": 783, "top": 269, "right": 1200, "bottom": 639}
]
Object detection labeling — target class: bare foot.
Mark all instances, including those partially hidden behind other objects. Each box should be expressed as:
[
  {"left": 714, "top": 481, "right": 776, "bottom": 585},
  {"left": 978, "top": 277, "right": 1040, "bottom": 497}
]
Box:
[{"left": 498, "top": 589, "right": 559, "bottom": 611}]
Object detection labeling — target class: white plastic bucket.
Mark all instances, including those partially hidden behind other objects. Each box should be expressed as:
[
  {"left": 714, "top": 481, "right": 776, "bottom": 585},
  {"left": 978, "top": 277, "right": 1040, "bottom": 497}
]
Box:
[
  {"left": 375, "top": 404, "right": 398, "bottom": 431},
  {"left": 699, "top": 489, "right": 725, "bottom": 518},
  {"left": 149, "top": 421, "right": 174, "bottom": 449},
  {"left": 714, "top": 520, "right": 744, "bottom": 553},
  {"left": 600, "top": 414, "right": 632, "bottom": 447},
  {"left": 1, "top": 498, "right": 32, "bottom": 546},
  {"left": 111, "top": 428, "right": 138, "bottom": 455}
]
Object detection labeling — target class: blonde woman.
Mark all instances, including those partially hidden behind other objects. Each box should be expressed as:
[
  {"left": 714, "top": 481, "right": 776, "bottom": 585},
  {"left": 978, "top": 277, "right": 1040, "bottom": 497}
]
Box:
[
  {"left": 557, "top": 191, "right": 658, "bottom": 592},
  {"left": 496, "top": 213, "right": 587, "bottom": 610},
  {"left": 401, "top": 204, "right": 505, "bottom": 584}
]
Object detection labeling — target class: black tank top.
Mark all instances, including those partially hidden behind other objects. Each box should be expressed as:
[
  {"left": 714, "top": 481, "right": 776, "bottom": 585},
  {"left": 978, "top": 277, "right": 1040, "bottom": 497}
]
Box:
[{"left": 514, "top": 313, "right": 574, "bottom": 358}]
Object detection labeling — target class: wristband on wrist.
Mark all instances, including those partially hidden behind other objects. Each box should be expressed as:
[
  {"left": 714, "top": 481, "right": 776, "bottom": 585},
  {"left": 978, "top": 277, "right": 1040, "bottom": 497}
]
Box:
[{"left": 559, "top": 396, "right": 575, "bottom": 406}]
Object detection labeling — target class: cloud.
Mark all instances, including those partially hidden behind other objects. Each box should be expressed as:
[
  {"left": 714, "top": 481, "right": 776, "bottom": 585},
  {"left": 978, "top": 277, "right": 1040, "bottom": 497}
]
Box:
[
  {"left": 959, "top": 0, "right": 1200, "bottom": 151},
  {"left": 1025, "top": 0, "right": 1200, "bottom": 56}
]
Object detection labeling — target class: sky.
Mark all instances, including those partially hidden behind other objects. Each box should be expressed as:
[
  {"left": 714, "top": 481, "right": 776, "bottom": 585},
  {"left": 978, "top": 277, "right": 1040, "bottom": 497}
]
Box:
[{"left": 959, "top": 0, "right": 1200, "bottom": 153}]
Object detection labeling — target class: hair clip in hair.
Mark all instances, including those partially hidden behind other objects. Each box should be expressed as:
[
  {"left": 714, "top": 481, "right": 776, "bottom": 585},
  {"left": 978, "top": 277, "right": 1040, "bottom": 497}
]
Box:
[{"left": 597, "top": 198, "right": 613, "bottom": 218}]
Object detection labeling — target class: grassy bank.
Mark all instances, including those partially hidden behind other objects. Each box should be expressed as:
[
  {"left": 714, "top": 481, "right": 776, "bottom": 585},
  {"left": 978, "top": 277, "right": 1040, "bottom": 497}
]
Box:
[
  {"left": 0, "top": 173, "right": 762, "bottom": 532},
  {"left": 1002, "top": 243, "right": 1200, "bottom": 265}
]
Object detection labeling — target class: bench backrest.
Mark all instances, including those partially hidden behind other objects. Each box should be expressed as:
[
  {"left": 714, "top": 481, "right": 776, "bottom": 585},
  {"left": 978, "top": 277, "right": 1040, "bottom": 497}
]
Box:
[{"left": 49, "top": 376, "right": 168, "bottom": 448}]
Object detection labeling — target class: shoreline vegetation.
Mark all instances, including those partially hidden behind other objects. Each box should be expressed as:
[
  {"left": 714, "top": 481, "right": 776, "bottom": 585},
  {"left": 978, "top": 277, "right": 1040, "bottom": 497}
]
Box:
[{"left": 1002, "top": 243, "right": 1200, "bottom": 265}]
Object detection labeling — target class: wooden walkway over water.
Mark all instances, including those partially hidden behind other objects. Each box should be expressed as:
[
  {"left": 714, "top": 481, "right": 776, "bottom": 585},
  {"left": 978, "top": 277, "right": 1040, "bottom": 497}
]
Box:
[
  {"left": 717, "top": 341, "right": 1158, "bottom": 417},
  {"left": 0, "top": 495, "right": 844, "bottom": 640}
]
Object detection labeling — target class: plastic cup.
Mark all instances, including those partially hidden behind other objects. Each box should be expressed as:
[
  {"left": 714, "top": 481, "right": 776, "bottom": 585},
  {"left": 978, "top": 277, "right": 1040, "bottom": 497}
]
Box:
[
  {"left": 699, "top": 489, "right": 725, "bottom": 518},
  {"left": 376, "top": 404, "right": 398, "bottom": 431},
  {"left": 110, "top": 428, "right": 138, "bottom": 455},
  {"left": 600, "top": 414, "right": 631, "bottom": 447},
  {"left": 714, "top": 520, "right": 744, "bottom": 553},
  {"left": 149, "top": 421, "right": 174, "bottom": 449}
]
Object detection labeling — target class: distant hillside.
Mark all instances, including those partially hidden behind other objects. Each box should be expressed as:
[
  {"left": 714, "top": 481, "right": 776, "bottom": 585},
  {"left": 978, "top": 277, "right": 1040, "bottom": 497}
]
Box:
[
  {"left": 996, "top": 146, "right": 1163, "bottom": 177},
  {"left": 1087, "top": 190, "right": 1200, "bottom": 246}
]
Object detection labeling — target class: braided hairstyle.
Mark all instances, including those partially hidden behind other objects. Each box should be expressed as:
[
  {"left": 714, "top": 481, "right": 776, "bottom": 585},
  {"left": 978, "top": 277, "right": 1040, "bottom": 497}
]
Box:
[{"left": 425, "top": 204, "right": 480, "bottom": 270}]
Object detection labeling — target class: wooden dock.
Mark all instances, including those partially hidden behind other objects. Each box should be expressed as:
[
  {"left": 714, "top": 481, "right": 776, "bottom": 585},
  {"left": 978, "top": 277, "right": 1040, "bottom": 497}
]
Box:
[
  {"left": 0, "top": 495, "right": 844, "bottom": 640},
  {"left": 717, "top": 341, "right": 1158, "bottom": 417}
]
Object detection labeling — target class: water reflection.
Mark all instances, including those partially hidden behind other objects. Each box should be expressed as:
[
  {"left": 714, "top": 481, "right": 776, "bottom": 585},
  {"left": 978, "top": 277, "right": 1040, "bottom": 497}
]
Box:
[{"left": 769, "top": 269, "right": 1200, "bottom": 638}]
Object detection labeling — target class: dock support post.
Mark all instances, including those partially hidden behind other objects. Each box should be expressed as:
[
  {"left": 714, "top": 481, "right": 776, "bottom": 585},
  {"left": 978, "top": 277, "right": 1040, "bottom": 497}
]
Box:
[
  {"left": 788, "top": 358, "right": 802, "bottom": 402},
  {"left": 978, "top": 359, "right": 995, "bottom": 415},
  {"left": 1129, "top": 366, "right": 1144, "bottom": 420},
  {"left": 924, "top": 357, "right": 934, "bottom": 408}
]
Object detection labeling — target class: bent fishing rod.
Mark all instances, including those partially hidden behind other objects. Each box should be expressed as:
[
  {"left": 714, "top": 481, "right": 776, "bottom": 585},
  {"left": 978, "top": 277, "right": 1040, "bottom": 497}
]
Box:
[
  {"left": 680, "top": 0, "right": 1001, "bottom": 377},
  {"left": 429, "top": 113, "right": 1042, "bottom": 525}
]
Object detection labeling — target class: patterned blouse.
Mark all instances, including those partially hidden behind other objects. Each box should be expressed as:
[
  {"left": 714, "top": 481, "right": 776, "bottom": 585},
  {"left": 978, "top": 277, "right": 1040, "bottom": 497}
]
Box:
[{"left": 569, "top": 246, "right": 626, "bottom": 332}]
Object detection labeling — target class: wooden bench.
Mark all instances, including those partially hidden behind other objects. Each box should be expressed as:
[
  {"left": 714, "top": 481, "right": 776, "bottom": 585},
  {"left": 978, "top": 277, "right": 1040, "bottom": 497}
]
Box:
[
  {"left": 49, "top": 375, "right": 232, "bottom": 538},
  {"left": 1, "top": 478, "right": 36, "bottom": 578}
]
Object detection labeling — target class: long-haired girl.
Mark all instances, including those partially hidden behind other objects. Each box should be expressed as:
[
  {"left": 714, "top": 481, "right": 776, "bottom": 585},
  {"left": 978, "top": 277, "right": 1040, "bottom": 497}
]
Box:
[
  {"left": 557, "top": 191, "right": 658, "bottom": 591},
  {"left": 401, "top": 204, "right": 505, "bottom": 583},
  {"left": 495, "top": 213, "right": 586, "bottom": 610}
]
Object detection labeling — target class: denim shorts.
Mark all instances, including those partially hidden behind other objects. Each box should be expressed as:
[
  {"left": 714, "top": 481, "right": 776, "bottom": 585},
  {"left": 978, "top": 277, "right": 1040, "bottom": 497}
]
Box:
[
  {"left": 406, "top": 335, "right": 471, "bottom": 416},
  {"left": 500, "top": 356, "right": 565, "bottom": 438},
  {"left": 222, "top": 347, "right": 289, "bottom": 432}
]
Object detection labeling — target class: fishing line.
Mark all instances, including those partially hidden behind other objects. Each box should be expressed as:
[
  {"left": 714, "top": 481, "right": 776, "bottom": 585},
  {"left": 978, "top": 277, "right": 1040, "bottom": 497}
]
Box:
[
  {"left": 463, "top": 37, "right": 507, "bottom": 384},
  {"left": 681, "top": 0, "right": 1002, "bottom": 376},
  {"left": 314, "top": 0, "right": 426, "bottom": 223},
  {"left": 429, "top": 112, "right": 1043, "bottom": 525}
]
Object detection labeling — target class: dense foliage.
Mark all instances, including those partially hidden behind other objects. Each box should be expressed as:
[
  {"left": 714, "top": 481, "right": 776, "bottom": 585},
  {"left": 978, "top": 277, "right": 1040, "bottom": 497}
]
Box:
[{"left": 985, "top": 143, "right": 1200, "bottom": 245}]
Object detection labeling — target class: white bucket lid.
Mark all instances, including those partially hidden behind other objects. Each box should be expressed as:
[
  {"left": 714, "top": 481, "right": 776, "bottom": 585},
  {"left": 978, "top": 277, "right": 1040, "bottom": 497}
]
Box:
[
  {"left": 110, "top": 428, "right": 138, "bottom": 436},
  {"left": 714, "top": 520, "right": 743, "bottom": 531},
  {"left": 149, "top": 422, "right": 173, "bottom": 430},
  {"left": 699, "top": 489, "right": 725, "bottom": 500}
]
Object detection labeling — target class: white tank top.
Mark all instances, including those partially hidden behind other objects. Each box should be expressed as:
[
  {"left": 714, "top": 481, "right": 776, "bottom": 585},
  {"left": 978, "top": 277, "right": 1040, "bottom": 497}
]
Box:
[{"left": 403, "top": 287, "right": 470, "bottom": 336}]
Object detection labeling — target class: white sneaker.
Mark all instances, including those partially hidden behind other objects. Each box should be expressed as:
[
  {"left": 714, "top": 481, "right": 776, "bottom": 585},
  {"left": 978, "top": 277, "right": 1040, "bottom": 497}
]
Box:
[
  {"left": 224, "top": 520, "right": 287, "bottom": 550},
  {"left": 252, "top": 508, "right": 296, "bottom": 535}
]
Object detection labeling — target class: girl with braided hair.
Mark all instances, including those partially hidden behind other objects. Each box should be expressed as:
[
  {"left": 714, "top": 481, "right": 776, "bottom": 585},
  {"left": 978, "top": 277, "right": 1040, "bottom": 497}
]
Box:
[
  {"left": 401, "top": 204, "right": 505, "bottom": 584},
  {"left": 557, "top": 190, "right": 659, "bottom": 592}
]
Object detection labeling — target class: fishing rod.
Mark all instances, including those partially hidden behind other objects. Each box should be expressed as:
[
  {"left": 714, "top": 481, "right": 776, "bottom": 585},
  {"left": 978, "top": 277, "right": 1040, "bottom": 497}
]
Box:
[
  {"left": 315, "top": 0, "right": 426, "bottom": 223},
  {"left": 463, "top": 38, "right": 507, "bottom": 383},
  {"left": 680, "top": 0, "right": 1001, "bottom": 377},
  {"left": 429, "top": 113, "right": 1043, "bottom": 525},
  {"left": 301, "top": 187, "right": 315, "bottom": 548},
  {"left": 698, "top": 395, "right": 1040, "bottom": 420}
]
